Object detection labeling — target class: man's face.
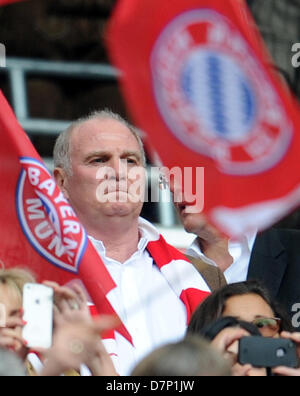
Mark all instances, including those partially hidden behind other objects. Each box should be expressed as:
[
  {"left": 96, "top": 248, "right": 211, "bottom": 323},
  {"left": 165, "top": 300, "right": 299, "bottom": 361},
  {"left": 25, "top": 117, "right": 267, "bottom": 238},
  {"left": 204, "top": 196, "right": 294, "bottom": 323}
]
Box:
[
  {"left": 56, "top": 118, "right": 145, "bottom": 221},
  {"left": 174, "top": 198, "right": 208, "bottom": 235},
  {"left": 169, "top": 179, "right": 215, "bottom": 238}
]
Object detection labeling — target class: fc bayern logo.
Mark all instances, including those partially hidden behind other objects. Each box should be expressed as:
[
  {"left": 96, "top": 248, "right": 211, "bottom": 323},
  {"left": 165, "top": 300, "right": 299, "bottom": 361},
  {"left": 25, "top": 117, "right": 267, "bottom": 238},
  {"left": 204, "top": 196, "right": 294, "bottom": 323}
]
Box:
[
  {"left": 16, "top": 157, "right": 87, "bottom": 273},
  {"left": 151, "top": 10, "right": 292, "bottom": 175}
]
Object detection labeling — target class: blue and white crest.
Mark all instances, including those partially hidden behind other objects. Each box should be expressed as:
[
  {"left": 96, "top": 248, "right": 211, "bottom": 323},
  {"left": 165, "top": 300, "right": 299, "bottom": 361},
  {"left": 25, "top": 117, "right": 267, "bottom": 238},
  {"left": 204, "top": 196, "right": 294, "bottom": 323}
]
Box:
[
  {"left": 181, "top": 50, "right": 257, "bottom": 143},
  {"left": 151, "top": 9, "right": 292, "bottom": 175}
]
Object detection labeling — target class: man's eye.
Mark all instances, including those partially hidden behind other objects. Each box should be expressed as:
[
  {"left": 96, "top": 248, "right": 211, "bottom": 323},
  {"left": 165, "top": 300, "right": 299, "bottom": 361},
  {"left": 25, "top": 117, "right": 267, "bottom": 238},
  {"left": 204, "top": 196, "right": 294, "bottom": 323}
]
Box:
[
  {"left": 127, "top": 158, "right": 137, "bottom": 164},
  {"left": 91, "top": 158, "right": 106, "bottom": 164}
]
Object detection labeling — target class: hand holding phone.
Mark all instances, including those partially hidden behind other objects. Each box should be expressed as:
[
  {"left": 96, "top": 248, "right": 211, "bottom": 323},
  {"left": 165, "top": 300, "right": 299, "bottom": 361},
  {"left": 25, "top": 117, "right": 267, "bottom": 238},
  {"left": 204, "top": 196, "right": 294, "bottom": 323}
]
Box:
[{"left": 22, "top": 283, "right": 54, "bottom": 349}]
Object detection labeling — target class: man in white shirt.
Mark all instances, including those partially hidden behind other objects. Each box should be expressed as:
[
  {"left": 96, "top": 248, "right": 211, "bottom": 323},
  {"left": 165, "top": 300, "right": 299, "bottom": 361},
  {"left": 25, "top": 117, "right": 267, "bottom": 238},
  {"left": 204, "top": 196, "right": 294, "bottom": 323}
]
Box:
[{"left": 53, "top": 110, "right": 209, "bottom": 375}]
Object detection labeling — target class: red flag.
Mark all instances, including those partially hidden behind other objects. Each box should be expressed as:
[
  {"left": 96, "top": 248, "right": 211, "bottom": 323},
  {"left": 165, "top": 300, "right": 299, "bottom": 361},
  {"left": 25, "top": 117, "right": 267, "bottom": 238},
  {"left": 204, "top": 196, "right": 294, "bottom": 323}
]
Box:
[
  {"left": 107, "top": 0, "right": 300, "bottom": 239},
  {"left": 0, "top": 91, "right": 132, "bottom": 343}
]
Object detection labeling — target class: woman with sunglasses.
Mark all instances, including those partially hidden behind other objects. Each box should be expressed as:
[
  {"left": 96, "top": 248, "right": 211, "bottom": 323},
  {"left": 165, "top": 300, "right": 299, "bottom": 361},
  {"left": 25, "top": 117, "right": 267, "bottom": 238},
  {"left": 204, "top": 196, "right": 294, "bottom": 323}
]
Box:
[
  {"left": 187, "top": 280, "right": 297, "bottom": 375},
  {"left": 187, "top": 280, "right": 293, "bottom": 337}
]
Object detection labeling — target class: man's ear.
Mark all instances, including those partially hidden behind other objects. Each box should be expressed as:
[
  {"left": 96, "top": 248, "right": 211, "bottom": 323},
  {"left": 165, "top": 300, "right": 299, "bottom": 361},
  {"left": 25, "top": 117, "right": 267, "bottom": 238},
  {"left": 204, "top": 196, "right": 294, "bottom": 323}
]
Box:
[{"left": 53, "top": 167, "right": 69, "bottom": 199}]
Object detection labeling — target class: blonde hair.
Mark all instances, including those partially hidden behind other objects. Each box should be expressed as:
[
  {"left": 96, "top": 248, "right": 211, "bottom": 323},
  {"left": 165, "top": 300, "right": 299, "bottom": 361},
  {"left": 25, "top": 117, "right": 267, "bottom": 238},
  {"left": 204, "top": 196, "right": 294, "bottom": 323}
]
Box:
[{"left": 0, "top": 268, "right": 36, "bottom": 302}]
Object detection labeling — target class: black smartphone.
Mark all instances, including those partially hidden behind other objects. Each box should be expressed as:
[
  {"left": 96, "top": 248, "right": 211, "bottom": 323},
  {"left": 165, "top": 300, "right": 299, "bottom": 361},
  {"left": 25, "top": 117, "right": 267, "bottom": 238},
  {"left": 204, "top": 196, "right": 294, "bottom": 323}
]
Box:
[{"left": 238, "top": 336, "right": 299, "bottom": 368}]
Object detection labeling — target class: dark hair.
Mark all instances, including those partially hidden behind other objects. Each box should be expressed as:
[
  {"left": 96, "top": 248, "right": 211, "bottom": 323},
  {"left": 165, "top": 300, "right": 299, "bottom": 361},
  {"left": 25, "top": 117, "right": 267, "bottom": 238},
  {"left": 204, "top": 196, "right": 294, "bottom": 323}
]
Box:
[
  {"left": 187, "top": 280, "right": 293, "bottom": 336},
  {"left": 201, "top": 316, "right": 262, "bottom": 341}
]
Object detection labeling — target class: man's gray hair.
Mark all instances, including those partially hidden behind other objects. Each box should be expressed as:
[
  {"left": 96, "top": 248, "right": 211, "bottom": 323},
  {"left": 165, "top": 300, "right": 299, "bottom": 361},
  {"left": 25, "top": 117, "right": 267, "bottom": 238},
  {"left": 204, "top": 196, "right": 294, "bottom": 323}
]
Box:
[{"left": 53, "top": 109, "right": 147, "bottom": 174}]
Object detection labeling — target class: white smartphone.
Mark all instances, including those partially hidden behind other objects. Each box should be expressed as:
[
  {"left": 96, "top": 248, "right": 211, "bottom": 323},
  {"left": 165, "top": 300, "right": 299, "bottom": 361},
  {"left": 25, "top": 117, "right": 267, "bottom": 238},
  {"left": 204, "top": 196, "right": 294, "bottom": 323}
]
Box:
[{"left": 22, "top": 283, "right": 54, "bottom": 349}]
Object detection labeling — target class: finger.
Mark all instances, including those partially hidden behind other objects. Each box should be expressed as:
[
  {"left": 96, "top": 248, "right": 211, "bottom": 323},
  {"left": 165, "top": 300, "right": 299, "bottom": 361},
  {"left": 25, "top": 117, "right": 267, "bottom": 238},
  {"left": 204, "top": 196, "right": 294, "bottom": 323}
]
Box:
[
  {"left": 5, "top": 317, "right": 24, "bottom": 329},
  {"left": 280, "top": 331, "right": 293, "bottom": 338},
  {"left": 67, "top": 299, "right": 81, "bottom": 311},
  {"left": 56, "top": 286, "right": 78, "bottom": 301},
  {"left": 53, "top": 305, "right": 64, "bottom": 327},
  {"left": 58, "top": 298, "right": 71, "bottom": 314},
  {"left": 232, "top": 364, "right": 253, "bottom": 377},
  {"left": 224, "top": 330, "right": 249, "bottom": 349},
  {"left": 212, "top": 328, "right": 249, "bottom": 352},
  {"left": 0, "top": 333, "right": 24, "bottom": 350},
  {"left": 280, "top": 332, "right": 300, "bottom": 343},
  {"left": 0, "top": 336, "right": 18, "bottom": 349},
  {"left": 71, "top": 284, "right": 88, "bottom": 308},
  {"left": 273, "top": 366, "right": 300, "bottom": 377},
  {"left": 42, "top": 280, "right": 60, "bottom": 289},
  {"left": 32, "top": 346, "right": 49, "bottom": 355},
  {"left": 0, "top": 328, "right": 24, "bottom": 341},
  {"left": 92, "top": 315, "right": 121, "bottom": 334}
]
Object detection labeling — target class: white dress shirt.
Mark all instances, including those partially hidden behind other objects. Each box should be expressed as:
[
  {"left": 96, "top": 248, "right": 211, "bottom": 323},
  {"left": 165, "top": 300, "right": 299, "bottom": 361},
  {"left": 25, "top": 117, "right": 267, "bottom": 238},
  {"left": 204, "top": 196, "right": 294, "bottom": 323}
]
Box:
[
  {"left": 89, "top": 218, "right": 187, "bottom": 376},
  {"left": 187, "top": 232, "right": 257, "bottom": 284}
]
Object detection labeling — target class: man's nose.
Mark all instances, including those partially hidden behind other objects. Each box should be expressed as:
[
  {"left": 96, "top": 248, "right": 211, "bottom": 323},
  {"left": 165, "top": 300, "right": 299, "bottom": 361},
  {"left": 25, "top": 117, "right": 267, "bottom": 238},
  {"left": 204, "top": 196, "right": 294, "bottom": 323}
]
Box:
[{"left": 110, "top": 158, "right": 127, "bottom": 181}]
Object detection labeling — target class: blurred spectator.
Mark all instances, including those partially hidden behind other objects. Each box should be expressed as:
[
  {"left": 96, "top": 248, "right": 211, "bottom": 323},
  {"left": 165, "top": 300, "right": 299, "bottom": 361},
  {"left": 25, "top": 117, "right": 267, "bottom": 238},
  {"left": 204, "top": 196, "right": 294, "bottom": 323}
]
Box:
[
  {"left": 196, "top": 316, "right": 300, "bottom": 376},
  {"left": 187, "top": 282, "right": 300, "bottom": 376},
  {"left": 0, "top": 347, "right": 27, "bottom": 376},
  {"left": 0, "top": 268, "right": 35, "bottom": 364},
  {"left": 0, "top": 267, "right": 117, "bottom": 376},
  {"left": 131, "top": 335, "right": 231, "bottom": 376}
]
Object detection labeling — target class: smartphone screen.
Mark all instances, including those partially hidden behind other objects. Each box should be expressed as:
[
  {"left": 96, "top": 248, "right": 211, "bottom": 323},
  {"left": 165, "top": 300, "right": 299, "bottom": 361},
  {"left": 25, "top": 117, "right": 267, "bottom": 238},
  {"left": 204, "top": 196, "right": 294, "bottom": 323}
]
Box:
[{"left": 22, "top": 283, "right": 54, "bottom": 349}]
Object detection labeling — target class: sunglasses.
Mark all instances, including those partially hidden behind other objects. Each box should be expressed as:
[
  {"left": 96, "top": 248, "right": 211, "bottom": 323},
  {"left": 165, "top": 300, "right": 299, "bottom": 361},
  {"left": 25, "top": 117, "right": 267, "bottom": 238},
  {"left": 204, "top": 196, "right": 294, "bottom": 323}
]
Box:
[{"left": 251, "top": 317, "right": 281, "bottom": 337}]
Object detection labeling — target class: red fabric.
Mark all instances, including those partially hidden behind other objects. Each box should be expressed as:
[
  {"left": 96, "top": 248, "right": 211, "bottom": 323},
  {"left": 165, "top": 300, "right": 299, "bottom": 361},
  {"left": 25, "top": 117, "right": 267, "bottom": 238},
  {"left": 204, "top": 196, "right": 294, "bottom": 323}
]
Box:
[
  {"left": 147, "top": 234, "right": 210, "bottom": 323},
  {"left": 180, "top": 288, "right": 210, "bottom": 324},
  {"left": 107, "top": 0, "right": 300, "bottom": 239},
  {"left": 0, "top": 91, "right": 132, "bottom": 344},
  {"left": 147, "top": 236, "right": 189, "bottom": 267},
  {"left": 0, "top": 0, "right": 24, "bottom": 5}
]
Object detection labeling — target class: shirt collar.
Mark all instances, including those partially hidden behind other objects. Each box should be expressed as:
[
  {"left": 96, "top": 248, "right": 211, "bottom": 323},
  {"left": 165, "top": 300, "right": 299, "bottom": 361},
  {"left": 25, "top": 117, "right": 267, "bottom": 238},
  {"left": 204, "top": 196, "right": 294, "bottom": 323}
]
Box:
[
  {"left": 187, "top": 231, "right": 257, "bottom": 266},
  {"left": 88, "top": 217, "right": 160, "bottom": 256}
]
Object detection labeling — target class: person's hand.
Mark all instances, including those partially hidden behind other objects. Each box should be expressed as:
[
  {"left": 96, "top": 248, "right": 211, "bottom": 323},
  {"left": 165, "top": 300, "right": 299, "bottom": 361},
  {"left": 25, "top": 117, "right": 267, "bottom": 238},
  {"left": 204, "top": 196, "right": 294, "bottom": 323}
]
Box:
[
  {"left": 40, "top": 315, "right": 119, "bottom": 376},
  {"left": 0, "top": 316, "right": 27, "bottom": 359},
  {"left": 82, "top": 327, "right": 119, "bottom": 376},
  {"left": 272, "top": 332, "right": 300, "bottom": 376},
  {"left": 210, "top": 328, "right": 266, "bottom": 376},
  {"left": 210, "top": 327, "right": 248, "bottom": 354},
  {"left": 211, "top": 327, "right": 249, "bottom": 376},
  {"left": 40, "top": 281, "right": 120, "bottom": 376},
  {"left": 42, "top": 281, "right": 92, "bottom": 328}
]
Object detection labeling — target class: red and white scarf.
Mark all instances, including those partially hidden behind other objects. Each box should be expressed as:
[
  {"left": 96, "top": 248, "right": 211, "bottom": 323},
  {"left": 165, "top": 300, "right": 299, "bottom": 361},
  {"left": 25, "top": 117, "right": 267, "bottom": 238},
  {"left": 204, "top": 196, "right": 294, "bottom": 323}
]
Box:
[
  {"left": 93, "top": 218, "right": 211, "bottom": 372},
  {"left": 147, "top": 235, "right": 210, "bottom": 323}
]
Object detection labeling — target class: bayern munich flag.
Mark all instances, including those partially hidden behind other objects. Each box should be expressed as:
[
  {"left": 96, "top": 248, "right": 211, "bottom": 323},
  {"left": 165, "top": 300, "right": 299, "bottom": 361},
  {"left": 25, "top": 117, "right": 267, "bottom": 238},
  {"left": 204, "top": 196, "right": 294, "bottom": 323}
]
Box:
[
  {"left": 0, "top": 92, "right": 131, "bottom": 342},
  {"left": 107, "top": 0, "right": 300, "bottom": 238}
]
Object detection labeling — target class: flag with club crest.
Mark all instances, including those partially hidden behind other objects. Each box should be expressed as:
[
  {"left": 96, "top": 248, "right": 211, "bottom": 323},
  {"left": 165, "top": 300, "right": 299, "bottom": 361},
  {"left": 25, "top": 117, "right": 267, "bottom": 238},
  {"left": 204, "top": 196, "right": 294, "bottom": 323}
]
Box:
[
  {"left": 0, "top": 91, "right": 132, "bottom": 343},
  {"left": 107, "top": 0, "right": 300, "bottom": 239}
]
